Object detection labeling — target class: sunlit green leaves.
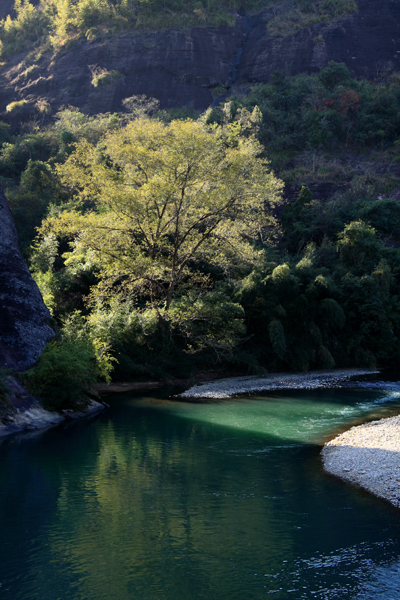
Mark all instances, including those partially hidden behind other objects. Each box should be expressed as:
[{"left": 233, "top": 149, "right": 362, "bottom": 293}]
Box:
[{"left": 46, "top": 117, "right": 282, "bottom": 312}]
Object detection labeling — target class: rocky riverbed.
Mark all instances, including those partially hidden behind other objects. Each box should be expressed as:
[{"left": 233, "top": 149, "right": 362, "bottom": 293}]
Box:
[{"left": 322, "top": 416, "right": 400, "bottom": 508}]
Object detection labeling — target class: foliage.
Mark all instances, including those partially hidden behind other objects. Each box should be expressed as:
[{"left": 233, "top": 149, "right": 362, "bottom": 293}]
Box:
[
  {"left": 238, "top": 229, "right": 400, "bottom": 371},
  {"left": 2, "top": 63, "right": 400, "bottom": 378},
  {"left": 31, "top": 117, "right": 282, "bottom": 367},
  {"left": 0, "top": 0, "right": 358, "bottom": 58},
  {"left": 24, "top": 337, "right": 98, "bottom": 410},
  {"left": 41, "top": 117, "right": 282, "bottom": 311},
  {"left": 20, "top": 111, "right": 281, "bottom": 377},
  {"left": 6, "top": 100, "right": 28, "bottom": 113},
  {"left": 0, "top": 0, "right": 49, "bottom": 58},
  {"left": 167, "top": 288, "right": 246, "bottom": 360},
  {"left": 268, "top": 318, "right": 286, "bottom": 359},
  {"left": 122, "top": 94, "right": 161, "bottom": 118},
  {"left": 0, "top": 108, "right": 121, "bottom": 255},
  {"left": 90, "top": 66, "right": 123, "bottom": 87},
  {"left": 226, "top": 63, "right": 400, "bottom": 152},
  {"left": 24, "top": 313, "right": 114, "bottom": 410}
]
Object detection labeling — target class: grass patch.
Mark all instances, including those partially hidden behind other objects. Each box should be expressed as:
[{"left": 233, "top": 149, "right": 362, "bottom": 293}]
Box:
[
  {"left": 6, "top": 99, "right": 28, "bottom": 113},
  {"left": 85, "top": 27, "right": 99, "bottom": 41}
]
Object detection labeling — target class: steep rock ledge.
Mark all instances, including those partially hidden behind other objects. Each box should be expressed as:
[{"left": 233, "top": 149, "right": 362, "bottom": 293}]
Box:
[
  {"left": 2, "top": 0, "right": 400, "bottom": 119},
  {"left": 0, "top": 184, "right": 54, "bottom": 370},
  {"left": 0, "top": 19, "right": 246, "bottom": 117}
]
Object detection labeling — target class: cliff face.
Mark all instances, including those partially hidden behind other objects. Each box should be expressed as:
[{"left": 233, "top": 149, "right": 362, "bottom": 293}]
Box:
[
  {"left": 0, "top": 21, "right": 246, "bottom": 115},
  {"left": 1, "top": 0, "right": 400, "bottom": 119},
  {"left": 0, "top": 186, "right": 54, "bottom": 370},
  {"left": 238, "top": 0, "right": 400, "bottom": 84}
]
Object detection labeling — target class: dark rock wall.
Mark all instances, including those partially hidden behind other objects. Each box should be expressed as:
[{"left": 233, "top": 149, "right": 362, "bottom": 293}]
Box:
[
  {"left": 0, "top": 186, "right": 54, "bottom": 370},
  {"left": 1, "top": 0, "right": 400, "bottom": 117},
  {"left": 238, "top": 0, "right": 400, "bottom": 84},
  {"left": 0, "top": 1, "right": 19, "bottom": 19},
  {"left": 0, "top": 19, "right": 246, "bottom": 117}
]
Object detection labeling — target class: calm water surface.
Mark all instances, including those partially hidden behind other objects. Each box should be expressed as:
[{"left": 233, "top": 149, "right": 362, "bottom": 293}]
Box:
[{"left": 2, "top": 384, "right": 400, "bottom": 599}]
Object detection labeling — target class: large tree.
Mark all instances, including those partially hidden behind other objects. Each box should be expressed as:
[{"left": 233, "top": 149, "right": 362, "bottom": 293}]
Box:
[{"left": 42, "top": 117, "right": 283, "bottom": 313}]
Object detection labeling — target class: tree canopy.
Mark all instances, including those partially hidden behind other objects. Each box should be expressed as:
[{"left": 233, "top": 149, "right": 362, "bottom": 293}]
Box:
[{"left": 42, "top": 117, "right": 283, "bottom": 314}]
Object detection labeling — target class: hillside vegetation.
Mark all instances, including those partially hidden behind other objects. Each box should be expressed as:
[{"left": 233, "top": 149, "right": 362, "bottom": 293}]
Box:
[
  {"left": 2, "top": 56, "right": 400, "bottom": 407},
  {"left": 0, "top": 0, "right": 357, "bottom": 60}
]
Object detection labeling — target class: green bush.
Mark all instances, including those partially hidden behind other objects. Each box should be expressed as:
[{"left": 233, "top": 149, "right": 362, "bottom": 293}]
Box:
[
  {"left": 6, "top": 100, "right": 28, "bottom": 113},
  {"left": 91, "top": 67, "right": 123, "bottom": 87},
  {"left": 212, "top": 85, "right": 227, "bottom": 98},
  {"left": 24, "top": 338, "right": 98, "bottom": 410}
]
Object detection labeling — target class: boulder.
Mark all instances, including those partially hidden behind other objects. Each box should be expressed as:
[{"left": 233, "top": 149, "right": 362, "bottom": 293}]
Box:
[{"left": 0, "top": 185, "right": 54, "bottom": 370}]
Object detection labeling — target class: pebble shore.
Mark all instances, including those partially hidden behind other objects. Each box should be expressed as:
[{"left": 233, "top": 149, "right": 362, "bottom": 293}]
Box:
[
  {"left": 322, "top": 415, "right": 400, "bottom": 508},
  {"left": 179, "top": 368, "right": 376, "bottom": 398}
]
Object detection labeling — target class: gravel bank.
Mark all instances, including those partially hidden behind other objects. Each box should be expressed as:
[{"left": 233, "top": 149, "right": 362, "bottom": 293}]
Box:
[
  {"left": 322, "top": 416, "right": 400, "bottom": 508},
  {"left": 179, "top": 368, "right": 376, "bottom": 398}
]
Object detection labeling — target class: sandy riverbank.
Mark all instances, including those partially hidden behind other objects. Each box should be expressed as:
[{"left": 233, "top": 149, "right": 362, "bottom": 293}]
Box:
[
  {"left": 322, "top": 416, "right": 400, "bottom": 508},
  {"left": 178, "top": 368, "right": 376, "bottom": 398}
]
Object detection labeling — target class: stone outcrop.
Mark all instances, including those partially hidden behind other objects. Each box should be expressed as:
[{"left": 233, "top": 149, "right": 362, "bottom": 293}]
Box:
[
  {"left": 0, "top": 185, "right": 54, "bottom": 370},
  {"left": 237, "top": 0, "right": 400, "bottom": 84},
  {"left": 1, "top": 0, "right": 400, "bottom": 120},
  {"left": 0, "top": 376, "right": 105, "bottom": 438}
]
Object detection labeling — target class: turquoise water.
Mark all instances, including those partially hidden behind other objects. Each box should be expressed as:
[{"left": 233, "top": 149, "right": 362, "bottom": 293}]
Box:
[{"left": 2, "top": 384, "right": 400, "bottom": 599}]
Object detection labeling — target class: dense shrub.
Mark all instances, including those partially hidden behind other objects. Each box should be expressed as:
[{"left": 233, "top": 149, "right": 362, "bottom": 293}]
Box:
[
  {"left": 225, "top": 63, "right": 400, "bottom": 153},
  {"left": 90, "top": 67, "right": 123, "bottom": 87},
  {"left": 24, "top": 338, "right": 98, "bottom": 410},
  {"left": 6, "top": 100, "right": 28, "bottom": 113}
]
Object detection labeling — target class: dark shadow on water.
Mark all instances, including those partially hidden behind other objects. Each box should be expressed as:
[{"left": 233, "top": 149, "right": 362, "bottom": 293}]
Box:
[{"left": 1, "top": 386, "right": 400, "bottom": 599}]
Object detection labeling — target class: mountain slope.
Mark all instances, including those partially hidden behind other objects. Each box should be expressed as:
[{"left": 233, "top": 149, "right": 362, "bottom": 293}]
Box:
[{"left": 1, "top": 0, "right": 400, "bottom": 123}]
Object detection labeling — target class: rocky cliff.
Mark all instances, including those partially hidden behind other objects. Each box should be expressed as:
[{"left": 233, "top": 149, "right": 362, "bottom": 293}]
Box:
[
  {"left": 238, "top": 0, "right": 400, "bottom": 84},
  {"left": 0, "top": 185, "right": 54, "bottom": 370},
  {"left": 1, "top": 0, "right": 400, "bottom": 121}
]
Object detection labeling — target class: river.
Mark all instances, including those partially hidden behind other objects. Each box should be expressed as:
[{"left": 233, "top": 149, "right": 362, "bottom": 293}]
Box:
[{"left": 1, "top": 383, "right": 400, "bottom": 599}]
